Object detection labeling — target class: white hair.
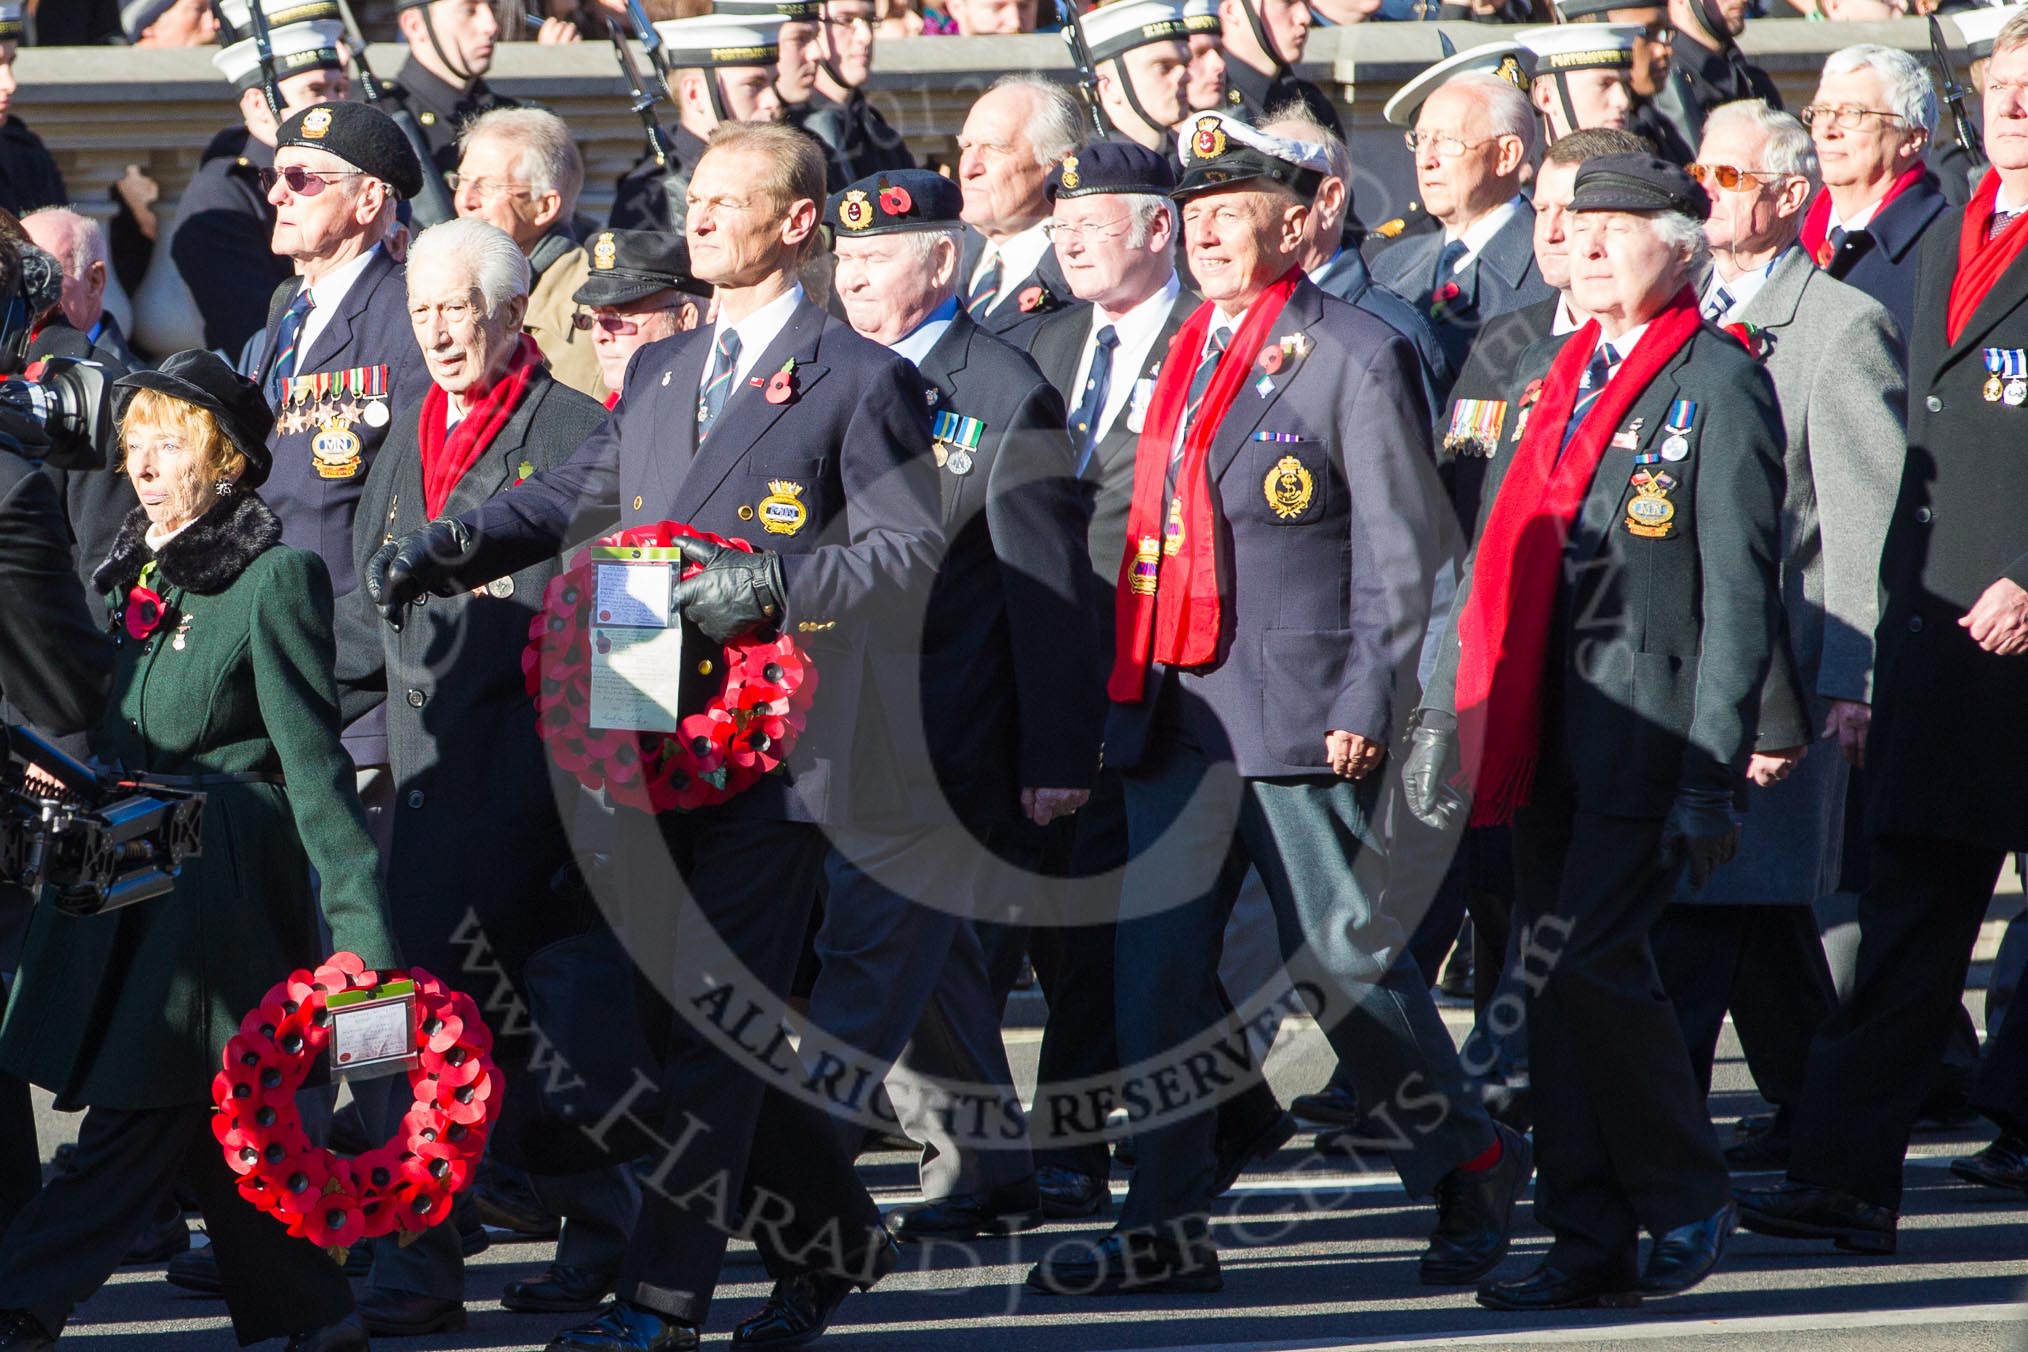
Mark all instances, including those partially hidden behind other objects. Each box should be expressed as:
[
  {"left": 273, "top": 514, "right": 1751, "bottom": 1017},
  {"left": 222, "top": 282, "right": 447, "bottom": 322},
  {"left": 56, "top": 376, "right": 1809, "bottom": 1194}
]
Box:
[
  {"left": 1706, "top": 99, "right": 1820, "bottom": 187},
  {"left": 987, "top": 72, "right": 1085, "bottom": 167},
  {"left": 461, "top": 106, "right": 586, "bottom": 214},
  {"left": 899, "top": 226, "right": 965, "bottom": 267},
  {"left": 2001, "top": 11, "right": 2028, "bottom": 63},
  {"left": 1648, "top": 209, "right": 1712, "bottom": 269},
  {"left": 21, "top": 207, "right": 108, "bottom": 280},
  {"left": 1119, "top": 192, "right": 1178, "bottom": 247},
  {"left": 406, "top": 217, "right": 532, "bottom": 315},
  {"left": 1447, "top": 72, "right": 1538, "bottom": 162},
  {"left": 1820, "top": 44, "right": 1938, "bottom": 135}
]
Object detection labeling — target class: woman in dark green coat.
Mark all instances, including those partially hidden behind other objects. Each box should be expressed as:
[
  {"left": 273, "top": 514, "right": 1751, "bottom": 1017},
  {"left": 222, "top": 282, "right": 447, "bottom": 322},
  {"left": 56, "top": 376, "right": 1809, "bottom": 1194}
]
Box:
[{"left": 0, "top": 351, "right": 398, "bottom": 1352}]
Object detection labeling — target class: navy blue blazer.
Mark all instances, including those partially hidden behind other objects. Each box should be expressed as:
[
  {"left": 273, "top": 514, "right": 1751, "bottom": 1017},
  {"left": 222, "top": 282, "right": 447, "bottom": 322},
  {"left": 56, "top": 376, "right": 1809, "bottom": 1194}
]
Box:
[
  {"left": 254, "top": 245, "right": 425, "bottom": 768},
  {"left": 1105, "top": 280, "right": 1445, "bottom": 778},
  {"left": 446, "top": 296, "right": 945, "bottom": 827},
  {"left": 961, "top": 228, "right": 1078, "bottom": 345},
  {"left": 1369, "top": 201, "right": 1552, "bottom": 378},
  {"left": 912, "top": 313, "right": 1100, "bottom": 827},
  {"left": 1817, "top": 170, "right": 1948, "bottom": 357},
  {"left": 1310, "top": 246, "right": 1452, "bottom": 421}
]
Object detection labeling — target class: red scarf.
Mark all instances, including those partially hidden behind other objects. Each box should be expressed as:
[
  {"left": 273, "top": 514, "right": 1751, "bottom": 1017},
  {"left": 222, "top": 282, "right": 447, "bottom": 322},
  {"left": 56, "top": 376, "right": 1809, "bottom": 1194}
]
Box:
[
  {"left": 1109, "top": 268, "right": 1304, "bottom": 703},
  {"left": 420, "top": 334, "right": 542, "bottom": 520},
  {"left": 1452, "top": 293, "right": 1703, "bottom": 826},
  {"left": 1947, "top": 170, "right": 2028, "bottom": 346},
  {"left": 1800, "top": 163, "right": 1925, "bottom": 267}
]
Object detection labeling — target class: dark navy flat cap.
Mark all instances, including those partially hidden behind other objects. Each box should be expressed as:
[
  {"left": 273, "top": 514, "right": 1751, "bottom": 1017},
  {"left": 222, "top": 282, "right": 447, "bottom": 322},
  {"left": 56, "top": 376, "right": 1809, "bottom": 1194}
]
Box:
[
  {"left": 825, "top": 169, "right": 962, "bottom": 236},
  {"left": 1046, "top": 138, "right": 1177, "bottom": 201},
  {"left": 574, "top": 229, "right": 712, "bottom": 305},
  {"left": 276, "top": 102, "right": 426, "bottom": 202},
  {"left": 1571, "top": 153, "right": 1710, "bottom": 221}
]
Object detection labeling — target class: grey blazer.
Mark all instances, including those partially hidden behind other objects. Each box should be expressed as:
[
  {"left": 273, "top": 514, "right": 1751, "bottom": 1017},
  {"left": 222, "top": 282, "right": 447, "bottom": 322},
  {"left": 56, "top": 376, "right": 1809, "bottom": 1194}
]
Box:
[{"left": 1729, "top": 247, "right": 1906, "bottom": 707}]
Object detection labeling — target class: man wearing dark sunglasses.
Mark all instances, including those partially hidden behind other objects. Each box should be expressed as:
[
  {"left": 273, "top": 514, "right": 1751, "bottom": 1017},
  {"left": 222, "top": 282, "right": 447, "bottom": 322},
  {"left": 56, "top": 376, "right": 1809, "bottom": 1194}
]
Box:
[{"left": 570, "top": 228, "right": 712, "bottom": 407}]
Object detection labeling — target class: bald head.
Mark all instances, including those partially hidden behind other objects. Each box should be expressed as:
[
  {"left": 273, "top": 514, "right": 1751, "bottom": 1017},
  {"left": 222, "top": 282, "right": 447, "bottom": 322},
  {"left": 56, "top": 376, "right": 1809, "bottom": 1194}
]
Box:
[{"left": 22, "top": 208, "right": 107, "bottom": 333}]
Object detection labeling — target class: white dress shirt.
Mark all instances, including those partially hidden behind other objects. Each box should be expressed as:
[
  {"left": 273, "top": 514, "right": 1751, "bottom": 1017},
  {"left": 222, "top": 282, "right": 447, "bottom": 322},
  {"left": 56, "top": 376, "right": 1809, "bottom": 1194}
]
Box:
[
  {"left": 1702, "top": 247, "right": 1791, "bottom": 323},
  {"left": 968, "top": 222, "right": 1052, "bottom": 315},
  {"left": 1074, "top": 273, "right": 1182, "bottom": 443},
  {"left": 706, "top": 283, "right": 806, "bottom": 392},
  {"left": 1446, "top": 195, "right": 1526, "bottom": 274},
  {"left": 294, "top": 243, "right": 382, "bottom": 362}
]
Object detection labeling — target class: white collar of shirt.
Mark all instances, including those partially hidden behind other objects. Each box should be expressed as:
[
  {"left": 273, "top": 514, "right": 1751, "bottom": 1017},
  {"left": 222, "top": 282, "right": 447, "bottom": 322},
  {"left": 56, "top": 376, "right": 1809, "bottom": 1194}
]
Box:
[
  {"left": 709, "top": 283, "right": 805, "bottom": 390},
  {"left": 1079, "top": 273, "right": 1182, "bottom": 440},
  {"left": 887, "top": 296, "right": 960, "bottom": 368},
  {"left": 1999, "top": 187, "right": 2028, "bottom": 219},
  {"left": 1446, "top": 195, "right": 1524, "bottom": 272},
  {"left": 295, "top": 243, "right": 381, "bottom": 364},
  {"left": 1703, "top": 246, "right": 1791, "bottom": 322},
  {"left": 973, "top": 222, "right": 1052, "bottom": 314},
  {"left": 1598, "top": 321, "right": 1648, "bottom": 363},
  {"left": 1552, "top": 295, "right": 1584, "bottom": 335},
  {"left": 1826, "top": 196, "right": 1880, "bottom": 234}
]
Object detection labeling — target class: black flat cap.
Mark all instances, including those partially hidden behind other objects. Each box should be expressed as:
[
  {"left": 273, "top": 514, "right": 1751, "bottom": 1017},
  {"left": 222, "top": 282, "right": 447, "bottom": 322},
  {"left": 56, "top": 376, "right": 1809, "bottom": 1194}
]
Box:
[
  {"left": 1046, "top": 138, "right": 1177, "bottom": 201},
  {"left": 574, "top": 229, "right": 712, "bottom": 306},
  {"left": 275, "top": 102, "right": 425, "bottom": 202},
  {"left": 825, "top": 169, "right": 962, "bottom": 236},
  {"left": 1570, "top": 152, "right": 1710, "bottom": 221},
  {"left": 114, "top": 351, "right": 276, "bottom": 489}
]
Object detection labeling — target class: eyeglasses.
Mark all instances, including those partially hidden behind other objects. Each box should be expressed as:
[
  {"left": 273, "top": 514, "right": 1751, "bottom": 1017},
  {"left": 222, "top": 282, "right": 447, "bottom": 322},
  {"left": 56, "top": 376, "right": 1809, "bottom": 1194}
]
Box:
[
  {"left": 572, "top": 302, "right": 685, "bottom": 335},
  {"left": 1686, "top": 162, "right": 1782, "bottom": 191},
  {"left": 446, "top": 173, "right": 535, "bottom": 201},
  {"left": 259, "top": 166, "right": 366, "bottom": 196},
  {"left": 1043, "top": 217, "right": 1133, "bottom": 244},
  {"left": 1798, "top": 104, "right": 1905, "bottom": 131},
  {"left": 1403, "top": 129, "right": 1501, "bottom": 158}
]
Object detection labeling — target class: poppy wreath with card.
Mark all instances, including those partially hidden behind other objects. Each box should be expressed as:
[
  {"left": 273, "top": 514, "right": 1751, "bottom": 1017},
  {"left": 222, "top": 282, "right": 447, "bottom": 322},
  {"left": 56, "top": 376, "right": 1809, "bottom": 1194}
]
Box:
[
  {"left": 210, "top": 953, "right": 499, "bottom": 1258},
  {"left": 522, "top": 520, "right": 819, "bottom": 813}
]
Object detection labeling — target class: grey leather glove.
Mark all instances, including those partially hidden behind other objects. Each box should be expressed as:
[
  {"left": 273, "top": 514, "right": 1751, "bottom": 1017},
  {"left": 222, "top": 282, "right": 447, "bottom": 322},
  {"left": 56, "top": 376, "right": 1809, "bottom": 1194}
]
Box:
[
  {"left": 674, "top": 536, "right": 787, "bottom": 645},
  {"left": 1401, "top": 708, "right": 1467, "bottom": 830},
  {"left": 1657, "top": 785, "right": 1741, "bottom": 889},
  {"left": 364, "top": 518, "right": 475, "bottom": 629}
]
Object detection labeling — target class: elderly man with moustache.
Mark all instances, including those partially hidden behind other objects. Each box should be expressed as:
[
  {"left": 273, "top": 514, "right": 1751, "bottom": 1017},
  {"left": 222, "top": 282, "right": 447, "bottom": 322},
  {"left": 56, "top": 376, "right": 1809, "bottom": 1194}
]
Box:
[
  {"left": 789, "top": 0, "right": 915, "bottom": 190},
  {"left": 368, "top": 120, "right": 940, "bottom": 1352},
  {"left": 338, "top": 217, "right": 642, "bottom": 1337},
  {"left": 1027, "top": 112, "right": 1528, "bottom": 1298},
  {"left": 1801, "top": 45, "right": 1949, "bottom": 349},
  {"left": 573, "top": 229, "right": 712, "bottom": 407},
  {"left": 1738, "top": 9, "right": 2028, "bottom": 1256},
  {"left": 1374, "top": 72, "right": 1553, "bottom": 376},
  {"left": 957, "top": 74, "right": 1083, "bottom": 337},
  {"left": 1651, "top": 100, "right": 1903, "bottom": 1171},
  {"left": 454, "top": 107, "right": 604, "bottom": 399},
  {"left": 1407, "top": 152, "right": 1786, "bottom": 1310}
]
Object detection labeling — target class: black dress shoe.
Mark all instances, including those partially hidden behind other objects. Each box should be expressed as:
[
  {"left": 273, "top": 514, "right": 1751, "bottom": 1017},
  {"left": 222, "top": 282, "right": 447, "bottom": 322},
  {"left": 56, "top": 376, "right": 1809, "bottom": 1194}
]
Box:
[
  {"left": 1314, "top": 1112, "right": 1404, "bottom": 1156},
  {"left": 1639, "top": 1201, "right": 1735, "bottom": 1295},
  {"left": 1724, "top": 1121, "right": 1790, "bottom": 1171},
  {"left": 1735, "top": 1181, "right": 1897, "bottom": 1254},
  {"left": 1477, "top": 1262, "right": 1641, "bottom": 1311},
  {"left": 503, "top": 1264, "right": 618, "bottom": 1313},
  {"left": 356, "top": 1288, "right": 467, "bottom": 1337},
  {"left": 1035, "top": 1166, "right": 1109, "bottom": 1220},
  {"left": 123, "top": 1199, "right": 190, "bottom": 1265},
  {"left": 457, "top": 1212, "right": 491, "bottom": 1258},
  {"left": 1914, "top": 1088, "right": 1978, "bottom": 1133},
  {"left": 1290, "top": 1085, "right": 1364, "bottom": 1129},
  {"left": 1420, "top": 1124, "right": 1532, "bottom": 1286},
  {"left": 1210, "top": 1110, "right": 1297, "bottom": 1197},
  {"left": 731, "top": 1233, "right": 900, "bottom": 1347},
  {"left": 472, "top": 1168, "right": 563, "bottom": 1240},
  {"left": 165, "top": 1244, "right": 224, "bottom": 1296},
  {"left": 885, "top": 1179, "right": 1044, "bottom": 1241},
  {"left": 1951, "top": 1133, "right": 2028, "bottom": 1194},
  {"left": 284, "top": 1312, "right": 369, "bottom": 1352},
  {"left": 549, "top": 1301, "right": 698, "bottom": 1351},
  {"left": 0, "top": 1311, "right": 55, "bottom": 1350},
  {"left": 1025, "top": 1230, "right": 1222, "bottom": 1296}
]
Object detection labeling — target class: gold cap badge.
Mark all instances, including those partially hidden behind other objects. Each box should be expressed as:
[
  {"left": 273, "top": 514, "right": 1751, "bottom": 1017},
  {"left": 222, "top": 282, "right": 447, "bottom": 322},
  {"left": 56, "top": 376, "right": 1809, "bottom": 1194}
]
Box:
[
  {"left": 593, "top": 232, "right": 617, "bottom": 270},
  {"left": 302, "top": 107, "right": 334, "bottom": 139},
  {"left": 838, "top": 191, "right": 874, "bottom": 232}
]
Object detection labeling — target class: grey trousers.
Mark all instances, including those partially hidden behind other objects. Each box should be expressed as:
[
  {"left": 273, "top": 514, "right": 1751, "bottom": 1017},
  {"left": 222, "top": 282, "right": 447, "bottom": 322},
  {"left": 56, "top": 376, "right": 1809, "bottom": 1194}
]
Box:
[{"left": 811, "top": 828, "right": 1034, "bottom": 1197}]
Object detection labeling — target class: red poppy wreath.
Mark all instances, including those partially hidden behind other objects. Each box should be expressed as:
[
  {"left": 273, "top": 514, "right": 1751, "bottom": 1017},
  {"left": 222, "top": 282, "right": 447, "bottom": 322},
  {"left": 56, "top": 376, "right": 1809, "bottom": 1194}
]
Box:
[
  {"left": 211, "top": 953, "right": 498, "bottom": 1257},
  {"left": 522, "top": 521, "right": 819, "bottom": 813}
]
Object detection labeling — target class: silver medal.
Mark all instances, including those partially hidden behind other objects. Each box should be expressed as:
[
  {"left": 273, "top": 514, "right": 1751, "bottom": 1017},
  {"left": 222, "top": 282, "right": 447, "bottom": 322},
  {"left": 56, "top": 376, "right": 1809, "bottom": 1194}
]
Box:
[
  {"left": 946, "top": 449, "right": 974, "bottom": 476},
  {"left": 487, "top": 576, "right": 516, "bottom": 599},
  {"left": 363, "top": 400, "right": 390, "bottom": 429},
  {"left": 1660, "top": 435, "right": 1690, "bottom": 461},
  {"left": 2007, "top": 379, "right": 2026, "bottom": 407}
]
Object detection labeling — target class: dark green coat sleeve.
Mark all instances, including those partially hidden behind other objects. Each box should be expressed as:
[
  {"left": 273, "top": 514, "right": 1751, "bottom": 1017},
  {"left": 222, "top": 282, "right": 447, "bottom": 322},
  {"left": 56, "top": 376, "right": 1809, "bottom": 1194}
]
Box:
[{"left": 248, "top": 548, "right": 401, "bottom": 970}]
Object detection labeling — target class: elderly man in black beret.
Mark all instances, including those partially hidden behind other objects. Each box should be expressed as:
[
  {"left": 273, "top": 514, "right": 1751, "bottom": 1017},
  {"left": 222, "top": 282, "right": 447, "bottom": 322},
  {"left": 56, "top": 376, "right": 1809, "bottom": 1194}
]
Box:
[
  {"left": 1407, "top": 153, "right": 1787, "bottom": 1310},
  {"left": 806, "top": 166, "right": 1098, "bottom": 1242}
]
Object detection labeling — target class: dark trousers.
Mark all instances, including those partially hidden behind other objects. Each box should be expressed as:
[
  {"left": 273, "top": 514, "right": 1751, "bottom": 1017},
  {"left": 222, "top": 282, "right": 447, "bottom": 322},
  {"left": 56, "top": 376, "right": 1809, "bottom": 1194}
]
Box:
[
  {"left": 1509, "top": 795, "right": 1730, "bottom": 1276},
  {"left": 0, "top": 1069, "right": 31, "bottom": 1235},
  {"left": 1652, "top": 903, "right": 1837, "bottom": 1105},
  {"left": 1789, "top": 834, "right": 2005, "bottom": 1210},
  {"left": 1114, "top": 739, "right": 1494, "bottom": 1237},
  {"left": 0, "top": 1101, "right": 352, "bottom": 1344},
  {"left": 615, "top": 811, "right": 885, "bottom": 1327}
]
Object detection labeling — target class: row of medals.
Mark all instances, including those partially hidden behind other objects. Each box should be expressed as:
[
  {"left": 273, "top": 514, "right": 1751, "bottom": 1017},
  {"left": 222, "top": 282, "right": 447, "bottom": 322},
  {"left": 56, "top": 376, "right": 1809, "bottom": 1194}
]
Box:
[{"left": 1986, "top": 374, "right": 2027, "bottom": 406}]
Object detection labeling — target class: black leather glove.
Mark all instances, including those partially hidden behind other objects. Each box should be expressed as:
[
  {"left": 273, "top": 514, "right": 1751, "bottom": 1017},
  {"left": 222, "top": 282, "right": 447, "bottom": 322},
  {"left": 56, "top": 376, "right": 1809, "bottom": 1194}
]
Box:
[
  {"left": 674, "top": 536, "right": 787, "bottom": 645},
  {"left": 1657, "top": 785, "right": 1741, "bottom": 889},
  {"left": 363, "top": 518, "right": 475, "bottom": 629},
  {"left": 1401, "top": 708, "right": 1468, "bottom": 831}
]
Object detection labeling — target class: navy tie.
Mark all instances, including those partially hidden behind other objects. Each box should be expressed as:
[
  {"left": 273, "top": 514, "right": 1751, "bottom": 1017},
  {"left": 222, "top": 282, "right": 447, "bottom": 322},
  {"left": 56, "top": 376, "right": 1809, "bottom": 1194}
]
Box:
[
  {"left": 1179, "top": 325, "right": 1230, "bottom": 452},
  {"left": 1564, "top": 343, "right": 1619, "bottom": 450},
  {"left": 1701, "top": 285, "right": 1734, "bottom": 322},
  {"left": 696, "top": 330, "right": 741, "bottom": 445},
  {"left": 1429, "top": 238, "right": 1468, "bottom": 302},
  {"left": 1069, "top": 325, "right": 1118, "bottom": 473},
  {"left": 267, "top": 287, "right": 315, "bottom": 406},
  {"left": 966, "top": 252, "right": 1003, "bottom": 317}
]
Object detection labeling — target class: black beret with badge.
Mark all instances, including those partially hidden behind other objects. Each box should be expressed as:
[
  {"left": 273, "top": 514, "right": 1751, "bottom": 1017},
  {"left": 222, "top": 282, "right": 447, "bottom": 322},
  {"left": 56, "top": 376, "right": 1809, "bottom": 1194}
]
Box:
[
  {"left": 1173, "top": 111, "right": 1330, "bottom": 202},
  {"left": 1570, "top": 152, "right": 1710, "bottom": 222},
  {"left": 276, "top": 101, "right": 426, "bottom": 202},
  {"left": 574, "top": 229, "right": 713, "bottom": 306},
  {"left": 1046, "top": 138, "right": 1177, "bottom": 201},
  {"left": 825, "top": 168, "right": 962, "bottom": 236}
]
